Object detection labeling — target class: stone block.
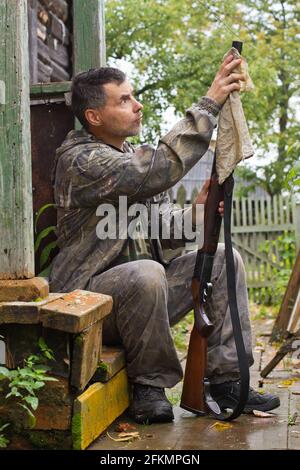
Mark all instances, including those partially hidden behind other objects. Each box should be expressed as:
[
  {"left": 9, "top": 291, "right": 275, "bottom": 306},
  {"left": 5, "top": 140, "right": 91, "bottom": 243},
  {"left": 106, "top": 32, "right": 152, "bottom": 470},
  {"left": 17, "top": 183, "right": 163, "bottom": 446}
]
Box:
[{"left": 34, "top": 377, "right": 73, "bottom": 430}]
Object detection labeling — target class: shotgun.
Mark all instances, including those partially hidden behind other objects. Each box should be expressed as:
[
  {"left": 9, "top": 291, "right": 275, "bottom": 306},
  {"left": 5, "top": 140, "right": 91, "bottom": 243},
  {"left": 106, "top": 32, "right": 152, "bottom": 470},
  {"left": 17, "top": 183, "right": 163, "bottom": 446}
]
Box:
[{"left": 180, "top": 41, "right": 250, "bottom": 421}]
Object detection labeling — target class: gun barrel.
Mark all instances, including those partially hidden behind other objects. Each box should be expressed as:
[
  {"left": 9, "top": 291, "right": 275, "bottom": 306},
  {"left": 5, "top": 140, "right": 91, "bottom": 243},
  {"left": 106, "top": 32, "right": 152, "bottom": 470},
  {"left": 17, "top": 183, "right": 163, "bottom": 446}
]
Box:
[{"left": 232, "top": 41, "right": 243, "bottom": 53}]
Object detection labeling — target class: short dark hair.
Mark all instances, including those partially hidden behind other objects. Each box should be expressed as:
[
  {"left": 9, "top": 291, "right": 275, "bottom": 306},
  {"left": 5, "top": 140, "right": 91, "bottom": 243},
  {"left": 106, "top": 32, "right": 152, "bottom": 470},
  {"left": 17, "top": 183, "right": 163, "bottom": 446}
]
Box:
[{"left": 71, "top": 67, "right": 126, "bottom": 130}]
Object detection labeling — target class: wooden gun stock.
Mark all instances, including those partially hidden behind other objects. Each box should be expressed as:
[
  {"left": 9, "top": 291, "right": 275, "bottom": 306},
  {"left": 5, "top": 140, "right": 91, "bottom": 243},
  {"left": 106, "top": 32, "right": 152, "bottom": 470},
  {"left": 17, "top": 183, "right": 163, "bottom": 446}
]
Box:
[{"left": 180, "top": 170, "right": 224, "bottom": 415}]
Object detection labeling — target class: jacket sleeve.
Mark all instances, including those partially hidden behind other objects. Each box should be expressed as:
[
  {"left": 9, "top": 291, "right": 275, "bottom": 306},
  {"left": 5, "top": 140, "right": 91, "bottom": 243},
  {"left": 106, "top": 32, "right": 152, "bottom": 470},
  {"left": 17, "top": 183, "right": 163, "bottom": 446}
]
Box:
[
  {"left": 154, "top": 192, "right": 204, "bottom": 250},
  {"left": 61, "top": 99, "right": 219, "bottom": 208}
]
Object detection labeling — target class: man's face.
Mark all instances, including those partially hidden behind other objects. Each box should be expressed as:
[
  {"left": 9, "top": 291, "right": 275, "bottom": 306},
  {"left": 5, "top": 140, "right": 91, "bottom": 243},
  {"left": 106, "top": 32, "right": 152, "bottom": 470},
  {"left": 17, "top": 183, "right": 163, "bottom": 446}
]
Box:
[{"left": 87, "top": 80, "right": 143, "bottom": 137}]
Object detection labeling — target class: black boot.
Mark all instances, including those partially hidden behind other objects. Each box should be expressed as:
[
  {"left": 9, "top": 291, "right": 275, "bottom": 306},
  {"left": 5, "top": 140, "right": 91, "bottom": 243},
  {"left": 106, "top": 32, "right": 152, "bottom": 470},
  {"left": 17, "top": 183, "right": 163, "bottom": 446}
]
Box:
[
  {"left": 128, "top": 384, "right": 174, "bottom": 424},
  {"left": 210, "top": 381, "right": 280, "bottom": 413}
]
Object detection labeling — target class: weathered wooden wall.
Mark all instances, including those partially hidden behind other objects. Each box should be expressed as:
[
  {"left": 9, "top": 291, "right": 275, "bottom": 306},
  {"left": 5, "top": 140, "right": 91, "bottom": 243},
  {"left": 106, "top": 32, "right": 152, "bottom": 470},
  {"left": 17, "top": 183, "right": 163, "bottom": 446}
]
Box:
[
  {"left": 28, "top": 0, "right": 72, "bottom": 83},
  {"left": 0, "top": 0, "right": 34, "bottom": 279}
]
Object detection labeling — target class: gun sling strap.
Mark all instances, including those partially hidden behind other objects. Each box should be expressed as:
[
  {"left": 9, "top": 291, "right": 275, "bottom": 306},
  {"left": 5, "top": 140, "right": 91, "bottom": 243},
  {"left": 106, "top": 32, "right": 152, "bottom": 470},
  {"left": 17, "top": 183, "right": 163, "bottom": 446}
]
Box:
[
  {"left": 192, "top": 172, "right": 250, "bottom": 421},
  {"left": 222, "top": 173, "right": 249, "bottom": 420}
]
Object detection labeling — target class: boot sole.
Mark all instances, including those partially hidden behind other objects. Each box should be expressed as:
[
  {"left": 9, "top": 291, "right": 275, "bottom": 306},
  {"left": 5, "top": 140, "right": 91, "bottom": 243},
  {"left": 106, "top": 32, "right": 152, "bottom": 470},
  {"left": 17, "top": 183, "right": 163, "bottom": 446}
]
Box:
[
  {"left": 216, "top": 396, "right": 281, "bottom": 414},
  {"left": 243, "top": 396, "right": 281, "bottom": 414},
  {"left": 129, "top": 410, "right": 174, "bottom": 424}
]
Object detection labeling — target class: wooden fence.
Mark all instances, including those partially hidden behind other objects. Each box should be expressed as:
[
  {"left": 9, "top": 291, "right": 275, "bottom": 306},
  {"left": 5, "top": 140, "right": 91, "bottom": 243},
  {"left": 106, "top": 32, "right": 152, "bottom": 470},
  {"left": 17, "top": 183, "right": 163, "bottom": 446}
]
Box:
[{"left": 174, "top": 191, "right": 300, "bottom": 304}]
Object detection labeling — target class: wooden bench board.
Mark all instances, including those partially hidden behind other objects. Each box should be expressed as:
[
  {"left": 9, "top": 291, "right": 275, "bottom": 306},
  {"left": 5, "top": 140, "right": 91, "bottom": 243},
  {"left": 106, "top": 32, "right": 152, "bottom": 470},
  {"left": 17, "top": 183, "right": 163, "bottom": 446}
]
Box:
[{"left": 72, "top": 368, "right": 130, "bottom": 450}]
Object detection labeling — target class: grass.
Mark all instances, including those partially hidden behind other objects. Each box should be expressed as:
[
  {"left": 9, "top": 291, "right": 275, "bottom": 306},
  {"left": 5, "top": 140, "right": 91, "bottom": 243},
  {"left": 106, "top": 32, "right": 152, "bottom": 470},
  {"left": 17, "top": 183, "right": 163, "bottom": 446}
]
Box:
[{"left": 170, "top": 311, "right": 193, "bottom": 353}]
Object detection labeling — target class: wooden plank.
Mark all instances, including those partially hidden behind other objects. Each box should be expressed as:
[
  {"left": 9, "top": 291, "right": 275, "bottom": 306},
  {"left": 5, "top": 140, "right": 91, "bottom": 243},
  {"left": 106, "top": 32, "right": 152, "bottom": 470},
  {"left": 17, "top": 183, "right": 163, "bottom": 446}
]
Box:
[
  {"left": 49, "top": 11, "right": 70, "bottom": 45},
  {"left": 51, "top": 59, "right": 70, "bottom": 81},
  {"left": 254, "top": 197, "right": 260, "bottom": 225},
  {"left": 293, "top": 200, "right": 300, "bottom": 251},
  {"left": 0, "top": 0, "right": 34, "bottom": 279},
  {"left": 267, "top": 196, "right": 272, "bottom": 225},
  {"left": 37, "top": 58, "right": 52, "bottom": 82},
  {"left": 261, "top": 330, "right": 300, "bottom": 378},
  {"left": 37, "top": 38, "right": 51, "bottom": 66},
  {"left": 72, "top": 369, "right": 130, "bottom": 450},
  {"left": 0, "top": 293, "right": 63, "bottom": 324},
  {"left": 273, "top": 194, "right": 279, "bottom": 224},
  {"left": 30, "top": 80, "right": 71, "bottom": 97},
  {"left": 73, "top": 0, "right": 106, "bottom": 74},
  {"left": 47, "top": 36, "right": 69, "bottom": 69},
  {"left": 40, "top": 290, "right": 112, "bottom": 333},
  {"left": 287, "top": 289, "right": 300, "bottom": 334},
  {"left": 37, "top": 20, "right": 47, "bottom": 42},
  {"left": 241, "top": 197, "right": 247, "bottom": 226},
  {"left": 279, "top": 195, "right": 284, "bottom": 225},
  {"left": 248, "top": 198, "right": 254, "bottom": 225},
  {"left": 71, "top": 320, "right": 103, "bottom": 390},
  {"left": 92, "top": 346, "right": 126, "bottom": 383},
  {"left": 235, "top": 197, "right": 241, "bottom": 226},
  {"left": 271, "top": 249, "right": 300, "bottom": 341},
  {"left": 28, "top": 0, "right": 38, "bottom": 84},
  {"left": 232, "top": 224, "right": 294, "bottom": 233},
  {"left": 260, "top": 197, "right": 265, "bottom": 226}
]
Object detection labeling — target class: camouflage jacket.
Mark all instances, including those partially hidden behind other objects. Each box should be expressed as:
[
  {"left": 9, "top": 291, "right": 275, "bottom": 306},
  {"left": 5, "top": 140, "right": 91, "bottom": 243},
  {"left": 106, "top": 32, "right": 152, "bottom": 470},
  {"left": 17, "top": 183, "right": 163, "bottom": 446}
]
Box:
[{"left": 49, "top": 98, "right": 219, "bottom": 293}]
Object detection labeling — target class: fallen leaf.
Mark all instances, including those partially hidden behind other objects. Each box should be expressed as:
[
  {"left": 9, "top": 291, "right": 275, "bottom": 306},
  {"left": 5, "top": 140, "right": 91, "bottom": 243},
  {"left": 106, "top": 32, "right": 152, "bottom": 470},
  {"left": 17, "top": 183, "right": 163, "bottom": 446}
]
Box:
[
  {"left": 278, "top": 379, "right": 299, "bottom": 388},
  {"left": 118, "top": 432, "right": 140, "bottom": 439},
  {"left": 210, "top": 422, "right": 233, "bottom": 431},
  {"left": 288, "top": 412, "right": 298, "bottom": 426},
  {"left": 115, "top": 422, "right": 137, "bottom": 433},
  {"left": 107, "top": 431, "right": 140, "bottom": 442},
  {"left": 252, "top": 410, "right": 274, "bottom": 418}
]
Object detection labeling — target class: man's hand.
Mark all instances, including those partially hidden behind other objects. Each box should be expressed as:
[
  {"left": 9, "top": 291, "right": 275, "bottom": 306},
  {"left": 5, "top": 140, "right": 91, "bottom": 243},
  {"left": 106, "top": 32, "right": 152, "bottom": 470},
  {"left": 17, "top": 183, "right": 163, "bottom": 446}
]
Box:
[
  {"left": 192, "top": 179, "right": 224, "bottom": 226},
  {"left": 206, "top": 54, "right": 245, "bottom": 106}
]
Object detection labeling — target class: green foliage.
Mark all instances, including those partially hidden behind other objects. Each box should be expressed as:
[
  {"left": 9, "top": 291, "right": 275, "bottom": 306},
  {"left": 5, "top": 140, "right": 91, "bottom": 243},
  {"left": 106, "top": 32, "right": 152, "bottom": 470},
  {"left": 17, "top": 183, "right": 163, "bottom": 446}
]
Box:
[
  {"left": 0, "top": 424, "right": 10, "bottom": 448},
  {"left": 106, "top": 0, "right": 300, "bottom": 195},
  {"left": 259, "top": 232, "right": 296, "bottom": 305},
  {"left": 0, "top": 339, "right": 57, "bottom": 431},
  {"left": 34, "top": 203, "right": 57, "bottom": 273},
  {"left": 171, "top": 311, "right": 193, "bottom": 352}
]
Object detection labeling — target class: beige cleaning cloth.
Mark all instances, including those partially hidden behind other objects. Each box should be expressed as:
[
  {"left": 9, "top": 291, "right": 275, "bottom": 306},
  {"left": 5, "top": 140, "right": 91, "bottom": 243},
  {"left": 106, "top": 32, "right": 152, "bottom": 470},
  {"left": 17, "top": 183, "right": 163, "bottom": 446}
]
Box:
[{"left": 216, "top": 47, "right": 254, "bottom": 184}]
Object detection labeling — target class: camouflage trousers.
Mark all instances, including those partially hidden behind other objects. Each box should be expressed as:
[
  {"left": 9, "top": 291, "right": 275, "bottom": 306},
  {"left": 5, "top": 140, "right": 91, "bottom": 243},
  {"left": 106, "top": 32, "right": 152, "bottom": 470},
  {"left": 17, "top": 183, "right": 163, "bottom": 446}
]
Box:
[{"left": 87, "top": 243, "right": 254, "bottom": 388}]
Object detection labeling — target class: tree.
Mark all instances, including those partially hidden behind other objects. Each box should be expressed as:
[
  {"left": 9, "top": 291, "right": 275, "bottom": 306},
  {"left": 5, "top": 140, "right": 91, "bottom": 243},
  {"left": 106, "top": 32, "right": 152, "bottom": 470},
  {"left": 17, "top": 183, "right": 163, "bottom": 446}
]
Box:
[{"left": 105, "top": 0, "right": 300, "bottom": 195}]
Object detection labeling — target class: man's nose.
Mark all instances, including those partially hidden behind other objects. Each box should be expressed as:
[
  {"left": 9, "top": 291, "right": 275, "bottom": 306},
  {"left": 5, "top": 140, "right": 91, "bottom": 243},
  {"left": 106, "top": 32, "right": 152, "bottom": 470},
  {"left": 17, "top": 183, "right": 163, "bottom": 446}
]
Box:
[{"left": 133, "top": 98, "right": 143, "bottom": 112}]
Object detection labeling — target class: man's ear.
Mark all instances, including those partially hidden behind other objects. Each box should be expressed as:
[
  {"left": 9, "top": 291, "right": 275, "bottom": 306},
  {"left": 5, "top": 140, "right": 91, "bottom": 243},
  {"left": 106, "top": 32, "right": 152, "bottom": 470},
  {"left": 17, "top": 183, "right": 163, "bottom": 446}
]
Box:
[{"left": 85, "top": 108, "right": 103, "bottom": 127}]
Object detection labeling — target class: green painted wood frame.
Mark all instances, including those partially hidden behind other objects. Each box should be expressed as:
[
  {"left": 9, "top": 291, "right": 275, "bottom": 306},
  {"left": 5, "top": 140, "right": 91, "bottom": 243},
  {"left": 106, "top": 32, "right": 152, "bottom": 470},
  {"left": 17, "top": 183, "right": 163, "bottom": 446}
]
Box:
[{"left": 0, "top": 0, "right": 34, "bottom": 279}]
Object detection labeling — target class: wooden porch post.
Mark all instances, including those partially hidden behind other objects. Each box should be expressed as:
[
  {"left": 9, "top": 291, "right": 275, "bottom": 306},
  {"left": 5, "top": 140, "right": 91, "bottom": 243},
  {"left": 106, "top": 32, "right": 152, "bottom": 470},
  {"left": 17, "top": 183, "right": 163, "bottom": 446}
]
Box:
[
  {"left": 73, "top": 0, "right": 106, "bottom": 73},
  {"left": 0, "top": 0, "right": 48, "bottom": 300}
]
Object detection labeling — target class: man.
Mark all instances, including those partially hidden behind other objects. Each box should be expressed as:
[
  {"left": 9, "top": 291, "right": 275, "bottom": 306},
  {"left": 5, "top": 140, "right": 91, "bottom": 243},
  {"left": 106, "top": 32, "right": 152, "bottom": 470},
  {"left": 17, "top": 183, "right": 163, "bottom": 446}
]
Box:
[{"left": 50, "top": 54, "right": 280, "bottom": 424}]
